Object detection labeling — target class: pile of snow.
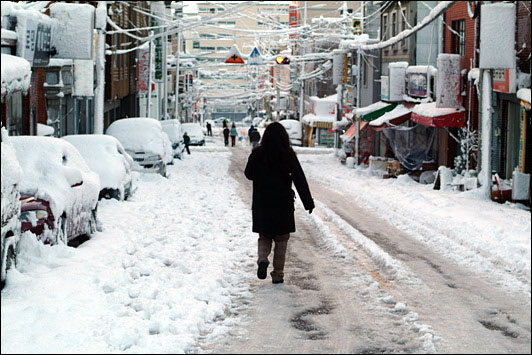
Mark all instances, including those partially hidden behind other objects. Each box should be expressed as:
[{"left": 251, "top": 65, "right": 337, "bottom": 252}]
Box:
[
  {"left": 106, "top": 118, "right": 167, "bottom": 158},
  {"left": 9, "top": 136, "right": 100, "bottom": 222},
  {"left": 62, "top": 135, "right": 132, "bottom": 196},
  {"left": 1, "top": 54, "right": 31, "bottom": 97},
  {"left": 37, "top": 123, "right": 54, "bottom": 136}
]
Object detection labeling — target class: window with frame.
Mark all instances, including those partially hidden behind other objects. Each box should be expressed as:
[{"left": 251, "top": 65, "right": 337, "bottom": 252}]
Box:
[
  {"left": 452, "top": 20, "right": 465, "bottom": 56},
  {"left": 400, "top": 7, "right": 408, "bottom": 50},
  {"left": 382, "top": 14, "right": 388, "bottom": 40},
  {"left": 392, "top": 12, "right": 397, "bottom": 50},
  {"left": 193, "top": 41, "right": 200, "bottom": 48}
]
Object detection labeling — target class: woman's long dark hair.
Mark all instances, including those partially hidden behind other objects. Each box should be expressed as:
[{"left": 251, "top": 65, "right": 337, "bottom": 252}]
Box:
[{"left": 259, "top": 122, "right": 296, "bottom": 172}]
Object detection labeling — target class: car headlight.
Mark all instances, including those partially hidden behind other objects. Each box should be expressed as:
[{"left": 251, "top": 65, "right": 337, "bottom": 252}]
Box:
[{"left": 21, "top": 210, "right": 49, "bottom": 223}]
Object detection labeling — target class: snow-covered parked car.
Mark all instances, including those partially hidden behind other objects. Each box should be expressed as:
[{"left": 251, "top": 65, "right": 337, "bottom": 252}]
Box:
[
  {"left": 106, "top": 118, "right": 169, "bottom": 177},
  {"left": 162, "top": 131, "right": 174, "bottom": 166},
  {"left": 161, "top": 120, "right": 185, "bottom": 159},
  {"left": 62, "top": 134, "right": 133, "bottom": 201},
  {"left": 279, "top": 119, "right": 303, "bottom": 146},
  {"left": 10, "top": 136, "right": 100, "bottom": 245},
  {"left": 181, "top": 123, "right": 205, "bottom": 146},
  {"left": 1, "top": 128, "right": 22, "bottom": 288}
]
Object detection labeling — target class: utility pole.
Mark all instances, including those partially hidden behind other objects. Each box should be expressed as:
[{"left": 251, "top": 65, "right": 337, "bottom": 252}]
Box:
[
  {"left": 355, "top": 2, "right": 364, "bottom": 165},
  {"left": 299, "top": 1, "right": 307, "bottom": 122},
  {"left": 94, "top": 1, "right": 106, "bottom": 134},
  {"left": 276, "top": 66, "right": 280, "bottom": 121},
  {"left": 480, "top": 69, "right": 493, "bottom": 199},
  {"left": 174, "top": 31, "right": 181, "bottom": 121},
  {"left": 162, "top": 29, "right": 168, "bottom": 120},
  {"left": 147, "top": 31, "right": 154, "bottom": 119}
]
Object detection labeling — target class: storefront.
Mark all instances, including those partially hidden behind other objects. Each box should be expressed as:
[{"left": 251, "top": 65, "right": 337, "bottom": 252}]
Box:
[{"left": 1, "top": 54, "right": 32, "bottom": 135}]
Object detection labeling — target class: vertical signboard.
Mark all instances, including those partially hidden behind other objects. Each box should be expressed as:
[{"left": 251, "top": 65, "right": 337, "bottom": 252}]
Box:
[
  {"left": 138, "top": 47, "right": 150, "bottom": 92},
  {"left": 289, "top": 5, "right": 298, "bottom": 40},
  {"left": 151, "top": 17, "right": 163, "bottom": 82},
  {"left": 50, "top": 3, "right": 94, "bottom": 60},
  {"left": 18, "top": 19, "right": 52, "bottom": 67}
]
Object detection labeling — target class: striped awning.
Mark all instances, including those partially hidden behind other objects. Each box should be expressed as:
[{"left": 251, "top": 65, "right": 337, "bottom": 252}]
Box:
[{"left": 355, "top": 101, "right": 397, "bottom": 122}]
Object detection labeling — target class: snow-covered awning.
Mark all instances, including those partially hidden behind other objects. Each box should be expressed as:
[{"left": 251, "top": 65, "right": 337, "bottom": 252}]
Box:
[
  {"left": 369, "top": 103, "right": 414, "bottom": 130},
  {"left": 302, "top": 113, "right": 335, "bottom": 128},
  {"left": 1, "top": 54, "right": 31, "bottom": 97},
  {"left": 411, "top": 102, "right": 465, "bottom": 128},
  {"left": 517, "top": 88, "right": 531, "bottom": 109},
  {"left": 355, "top": 101, "right": 397, "bottom": 122}
]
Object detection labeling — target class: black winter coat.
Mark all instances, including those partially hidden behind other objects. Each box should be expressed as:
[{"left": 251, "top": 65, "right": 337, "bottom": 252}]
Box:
[{"left": 244, "top": 146, "right": 314, "bottom": 235}]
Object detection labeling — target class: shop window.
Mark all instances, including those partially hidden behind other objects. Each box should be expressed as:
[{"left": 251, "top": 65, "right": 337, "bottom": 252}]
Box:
[
  {"left": 452, "top": 20, "right": 465, "bottom": 57},
  {"left": 7, "top": 92, "right": 23, "bottom": 135},
  {"left": 62, "top": 69, "right": 72, "bottom": 85},
  {"left": 45, "top": 71, "right": 59, "bottom": 85}
]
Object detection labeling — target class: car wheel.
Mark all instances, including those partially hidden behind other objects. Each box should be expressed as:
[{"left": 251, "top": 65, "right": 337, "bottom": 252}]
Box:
[
  {"left": 1, "top": 242, "right": 16, "bottom": 289},
  {"left": 56, "top": 216, "right": 68, "bottom": 245}
]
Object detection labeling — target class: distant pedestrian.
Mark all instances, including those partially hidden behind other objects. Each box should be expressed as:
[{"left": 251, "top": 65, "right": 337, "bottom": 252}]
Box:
[
  {"left": 223, "top": 126, "right": 230, "bottom": 146},
  {"left": 244, "top": 122, "right": 314, "bottom": 284},
  {"left": 183, "top": 132, "right": 191, "bottom": 155},
  {"left": 206, "top": 122, "right": 212, "bottom": 136},
  {"left": 248, "top": 125, "right": 255, "bottom": 144},
  {"left": 223, "top": 119, "right": 228, "bottom": 129},
  {"left": 250, "top": 128, "right": 261, "bottom": 148},
  {"left": 230, "top": 122, "right": 238, "bottom": 147}
]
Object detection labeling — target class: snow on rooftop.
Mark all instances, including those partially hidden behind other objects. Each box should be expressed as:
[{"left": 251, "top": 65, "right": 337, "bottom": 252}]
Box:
[
  {"left": 406, "top": 65, "right": 437, "bottom": 76},
  {"left": 412, "top": 102, "right": 465, "bottom": 118},
  {"left": 1, "top": 54, "right": 31, "bottom": 97},
  {"left": 354, "top": 101, "right": 390, "bottom": 116}
]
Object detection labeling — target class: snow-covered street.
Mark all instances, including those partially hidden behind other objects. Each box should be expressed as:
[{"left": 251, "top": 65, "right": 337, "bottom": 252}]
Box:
[
  {"left": 1, "top": 141, "right": 256, "bottom": 353},
  {"left": 2, "top": 136, "right": 530, "bottom": 353}
]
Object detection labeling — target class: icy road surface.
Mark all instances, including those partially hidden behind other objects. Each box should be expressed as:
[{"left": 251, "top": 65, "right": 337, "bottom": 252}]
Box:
[{"left": 1, "top": 133, "right": 530, "bottom": 354}]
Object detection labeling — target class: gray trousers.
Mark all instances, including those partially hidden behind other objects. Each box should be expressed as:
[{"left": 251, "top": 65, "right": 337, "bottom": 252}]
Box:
[{"left": 257, "top": 233, "right": 290, "bottom": 281}]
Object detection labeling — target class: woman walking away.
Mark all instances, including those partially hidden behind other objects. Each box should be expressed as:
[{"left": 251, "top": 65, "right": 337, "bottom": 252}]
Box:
[
  {"left": 230, "top": 122, "right": 238, "bottom": 147},
  {"left": 244, "top": 122, "right": 314, "bottom": 284}
]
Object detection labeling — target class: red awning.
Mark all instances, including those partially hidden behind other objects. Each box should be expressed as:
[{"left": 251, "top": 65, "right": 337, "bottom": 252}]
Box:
[
  {"left": 411, "top": 102, "right": 465, "bottom": 128},
  {"left": 341, "top": 122, "right": 368, "bottom": 141}
]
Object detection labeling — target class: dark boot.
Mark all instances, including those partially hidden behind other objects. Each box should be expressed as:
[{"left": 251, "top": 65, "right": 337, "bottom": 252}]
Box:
[{"left": 257, "top": 260, "right": 269, "bottom": 280}]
